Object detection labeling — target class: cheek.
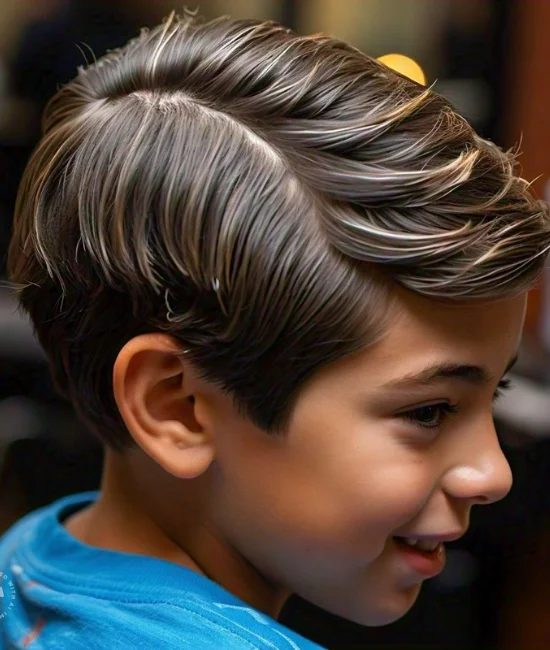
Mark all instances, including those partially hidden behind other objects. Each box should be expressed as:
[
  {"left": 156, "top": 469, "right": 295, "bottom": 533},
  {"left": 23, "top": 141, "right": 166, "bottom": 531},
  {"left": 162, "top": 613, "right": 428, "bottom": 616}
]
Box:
[
  {"left": 215, "top": 427, "right": 436, "bottom": 570},
  {"left": 327, "top": 454, "right": 436, "bottom": 547},
  {"left": 221, "top": 459, "right": 436, "bottom": 594},
  {"left": 290, "top": 417, "right": 437, "bottom": 540},
  {"left": 209, "top": 397, "right": 438, "bottom": 578}
]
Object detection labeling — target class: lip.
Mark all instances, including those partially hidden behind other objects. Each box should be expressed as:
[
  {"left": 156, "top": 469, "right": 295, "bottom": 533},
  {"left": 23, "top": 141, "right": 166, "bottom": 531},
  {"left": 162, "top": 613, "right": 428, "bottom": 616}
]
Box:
[
  {"left": 393, "top": 537, "right": 446, "bottom": 578},
  {"left": 395, "top": 531, "right": 467, "bottom": 544}
]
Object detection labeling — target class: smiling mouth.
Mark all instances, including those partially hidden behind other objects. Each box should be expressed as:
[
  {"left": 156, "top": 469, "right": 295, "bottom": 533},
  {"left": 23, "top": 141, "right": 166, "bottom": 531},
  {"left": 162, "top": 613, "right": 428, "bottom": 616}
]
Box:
[
  {"left": 392, "top": 536, "right": 446, "bottom": 577},
  {"left": 391, "top": 530, "right": 467, "bottom": 578}
]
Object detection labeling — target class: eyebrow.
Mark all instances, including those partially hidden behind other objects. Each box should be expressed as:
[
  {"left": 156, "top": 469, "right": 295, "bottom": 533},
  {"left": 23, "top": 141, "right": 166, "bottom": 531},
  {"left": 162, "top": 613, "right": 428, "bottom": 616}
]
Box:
[{"left": 384, "top": 355, "right": 518, "bottom": 390}]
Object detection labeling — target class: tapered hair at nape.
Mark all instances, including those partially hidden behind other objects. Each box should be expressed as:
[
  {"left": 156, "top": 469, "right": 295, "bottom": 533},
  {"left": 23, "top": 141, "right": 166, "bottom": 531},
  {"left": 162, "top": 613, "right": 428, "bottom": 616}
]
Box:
[{"left": 9, "top": 10, "right": 550, "bottom": 448}]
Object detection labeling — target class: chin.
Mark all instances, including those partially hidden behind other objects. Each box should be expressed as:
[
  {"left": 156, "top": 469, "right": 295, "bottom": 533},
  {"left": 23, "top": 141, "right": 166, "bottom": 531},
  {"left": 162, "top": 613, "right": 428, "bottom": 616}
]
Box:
[
  {"left": 358, "top": 584, "right": 421, "bottom": 627},
  {"left": 312, "top": 583, "right": 421, "bottom": 628}
]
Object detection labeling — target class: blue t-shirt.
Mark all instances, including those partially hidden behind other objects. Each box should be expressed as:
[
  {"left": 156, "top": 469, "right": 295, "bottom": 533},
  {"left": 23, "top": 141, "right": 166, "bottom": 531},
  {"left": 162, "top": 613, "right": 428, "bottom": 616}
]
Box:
[{"left": 0, "top": 492, "right": 326, "bottom": 649}]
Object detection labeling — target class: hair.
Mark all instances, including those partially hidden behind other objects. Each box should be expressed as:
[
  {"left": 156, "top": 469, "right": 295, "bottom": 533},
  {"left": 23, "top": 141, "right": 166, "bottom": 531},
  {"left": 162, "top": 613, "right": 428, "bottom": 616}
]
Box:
[{"left": 8, "top": 10, "right": 550, "bottom": 449}]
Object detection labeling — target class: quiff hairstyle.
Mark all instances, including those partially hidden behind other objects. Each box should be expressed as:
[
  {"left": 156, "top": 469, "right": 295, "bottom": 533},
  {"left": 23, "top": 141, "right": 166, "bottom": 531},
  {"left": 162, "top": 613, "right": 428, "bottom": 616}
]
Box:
[{"left": 9, "top": 11, "right": 550, "bottom": 449}]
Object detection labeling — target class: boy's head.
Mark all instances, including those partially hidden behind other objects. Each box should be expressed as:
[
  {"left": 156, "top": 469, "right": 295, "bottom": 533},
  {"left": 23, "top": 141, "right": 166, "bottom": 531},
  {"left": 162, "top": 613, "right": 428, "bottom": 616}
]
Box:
[{"left": 8, "top": 11, "right": 550, "bottom": 626}]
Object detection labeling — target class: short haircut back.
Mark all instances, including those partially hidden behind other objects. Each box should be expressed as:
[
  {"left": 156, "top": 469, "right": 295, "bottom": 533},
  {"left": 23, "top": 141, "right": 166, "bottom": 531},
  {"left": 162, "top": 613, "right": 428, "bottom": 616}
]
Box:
[{"left": 9, "top": 11, "right": 550, "bottom": 448}]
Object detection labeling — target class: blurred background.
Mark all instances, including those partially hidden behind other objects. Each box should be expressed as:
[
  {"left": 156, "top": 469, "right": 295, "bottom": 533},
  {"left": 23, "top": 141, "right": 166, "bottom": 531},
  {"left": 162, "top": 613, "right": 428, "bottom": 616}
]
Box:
[{"left": 1, "top": 1, "right": 550, "bottom": 648}]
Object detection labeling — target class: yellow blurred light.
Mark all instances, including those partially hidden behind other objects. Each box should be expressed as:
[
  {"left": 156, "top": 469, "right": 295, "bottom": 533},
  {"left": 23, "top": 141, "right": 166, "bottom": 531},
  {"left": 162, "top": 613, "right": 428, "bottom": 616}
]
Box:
[{"left": 377, "top": 53, "right": 426, "bottom": 86}]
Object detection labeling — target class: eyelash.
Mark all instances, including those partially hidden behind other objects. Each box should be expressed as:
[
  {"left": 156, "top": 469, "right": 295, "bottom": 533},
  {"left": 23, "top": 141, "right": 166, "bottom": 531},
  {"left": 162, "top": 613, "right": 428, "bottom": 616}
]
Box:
[
  {"left": 493, "top": 377, "right": 511, "bottom": 401},
  {"left": 402, "top": 378, "right": 513, "bottom": 430}
]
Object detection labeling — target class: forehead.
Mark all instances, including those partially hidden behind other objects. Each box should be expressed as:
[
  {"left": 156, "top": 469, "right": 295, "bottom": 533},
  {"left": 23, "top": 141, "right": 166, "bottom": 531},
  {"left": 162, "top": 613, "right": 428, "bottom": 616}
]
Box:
[
  {"left": 368, "top": 288, "right": 526, "bottom": 374},
  {"left": 315, "top": 288, "right": 527, "bottom": 389},
  {"left": 388, "top": 288, "right": 527, "bottom": 342}
]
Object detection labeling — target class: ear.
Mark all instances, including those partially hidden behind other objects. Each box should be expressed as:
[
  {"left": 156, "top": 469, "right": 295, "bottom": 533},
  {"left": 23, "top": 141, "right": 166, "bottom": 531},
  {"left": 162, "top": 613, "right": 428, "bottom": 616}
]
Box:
[{"left": 113, "top": 333, "right": 215, "bottom": 479}]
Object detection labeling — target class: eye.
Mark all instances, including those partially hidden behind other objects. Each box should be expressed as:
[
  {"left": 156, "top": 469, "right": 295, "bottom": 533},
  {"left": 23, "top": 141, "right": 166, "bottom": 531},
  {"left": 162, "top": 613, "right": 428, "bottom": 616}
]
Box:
[
  {"left": 401, "top": 403, "right": 459, "bottom": 430},
  {"left": 493, "top": 377, "right": 512, "bottom": 401}
]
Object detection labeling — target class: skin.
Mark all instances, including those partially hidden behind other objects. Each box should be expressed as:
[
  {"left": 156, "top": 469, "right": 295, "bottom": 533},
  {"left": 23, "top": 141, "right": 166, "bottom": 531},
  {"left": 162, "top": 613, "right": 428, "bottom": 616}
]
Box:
[{"left": 65, "top": 287, "right": 525, "bottom": 627}]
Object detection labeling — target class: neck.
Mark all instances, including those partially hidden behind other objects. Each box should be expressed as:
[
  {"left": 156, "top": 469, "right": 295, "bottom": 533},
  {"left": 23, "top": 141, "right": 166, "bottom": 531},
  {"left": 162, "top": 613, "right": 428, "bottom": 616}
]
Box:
[{"left": 64, "top": 449, "right": 290, "bottom": 619}]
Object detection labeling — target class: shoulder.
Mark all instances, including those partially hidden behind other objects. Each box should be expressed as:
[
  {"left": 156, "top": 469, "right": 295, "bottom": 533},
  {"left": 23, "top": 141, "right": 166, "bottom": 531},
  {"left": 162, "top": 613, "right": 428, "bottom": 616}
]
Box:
[
  {"left": 0, "top": 492, "right": 96, "bottom": 564},
  {"left": 0, "top": 507, "right": 44, "bottom": 565},
  {"left": 23, "top": 598, "right": 323, "bottom": 650},
  {"left": 158, "top": 599, "right": 325, "bottom": 650},
  {"left": 111, "top": 598, "right": 323, "bottom": 650}
]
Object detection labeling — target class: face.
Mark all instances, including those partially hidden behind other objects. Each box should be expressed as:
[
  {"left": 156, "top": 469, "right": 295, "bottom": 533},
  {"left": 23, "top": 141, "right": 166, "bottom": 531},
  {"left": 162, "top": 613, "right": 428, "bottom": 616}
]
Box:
[{"left": 204, "top": 289, "right": 525, "bottom": 626}]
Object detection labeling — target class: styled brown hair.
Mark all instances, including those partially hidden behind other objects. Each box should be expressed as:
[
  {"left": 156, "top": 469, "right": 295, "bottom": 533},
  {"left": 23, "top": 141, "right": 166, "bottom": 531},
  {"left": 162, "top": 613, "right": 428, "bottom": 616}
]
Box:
[{"left": 9, "top": 11, "right": 550, "bottom": 449}]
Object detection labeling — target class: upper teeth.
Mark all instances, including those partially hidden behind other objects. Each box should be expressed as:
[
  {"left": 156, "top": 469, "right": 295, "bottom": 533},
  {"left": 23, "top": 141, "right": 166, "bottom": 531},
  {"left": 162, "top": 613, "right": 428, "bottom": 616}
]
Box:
[{"left": 403, "top": 537, "right": 439, "bottom": 552}]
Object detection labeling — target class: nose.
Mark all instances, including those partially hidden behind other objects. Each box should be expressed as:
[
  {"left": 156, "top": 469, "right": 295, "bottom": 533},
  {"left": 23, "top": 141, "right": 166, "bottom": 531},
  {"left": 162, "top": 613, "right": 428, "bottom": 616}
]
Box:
[{"left": 441, "top": 420, "right": 513, "bottom": 506}]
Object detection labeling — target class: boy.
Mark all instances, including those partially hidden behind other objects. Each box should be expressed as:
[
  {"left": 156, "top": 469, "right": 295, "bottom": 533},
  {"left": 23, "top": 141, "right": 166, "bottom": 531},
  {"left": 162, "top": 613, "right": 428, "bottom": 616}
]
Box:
[{"left": 1, "top": 9, "right": 549, "bottom": 649}]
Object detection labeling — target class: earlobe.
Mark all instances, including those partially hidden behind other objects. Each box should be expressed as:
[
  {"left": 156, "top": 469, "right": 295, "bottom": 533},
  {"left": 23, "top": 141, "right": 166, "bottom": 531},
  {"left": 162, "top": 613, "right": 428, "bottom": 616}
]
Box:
[
  {"left": 113, "top": 333, "right": 215, "bottom": 479},
  {"left": 164, "top": 436, "right": 216, "bottom": 479}
]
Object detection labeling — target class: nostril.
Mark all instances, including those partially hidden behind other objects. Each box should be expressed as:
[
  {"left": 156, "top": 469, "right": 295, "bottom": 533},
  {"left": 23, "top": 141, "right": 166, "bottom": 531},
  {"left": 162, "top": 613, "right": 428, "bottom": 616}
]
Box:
[{"left": 474, "top": 494, "right": 490, "bottom": 505}]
